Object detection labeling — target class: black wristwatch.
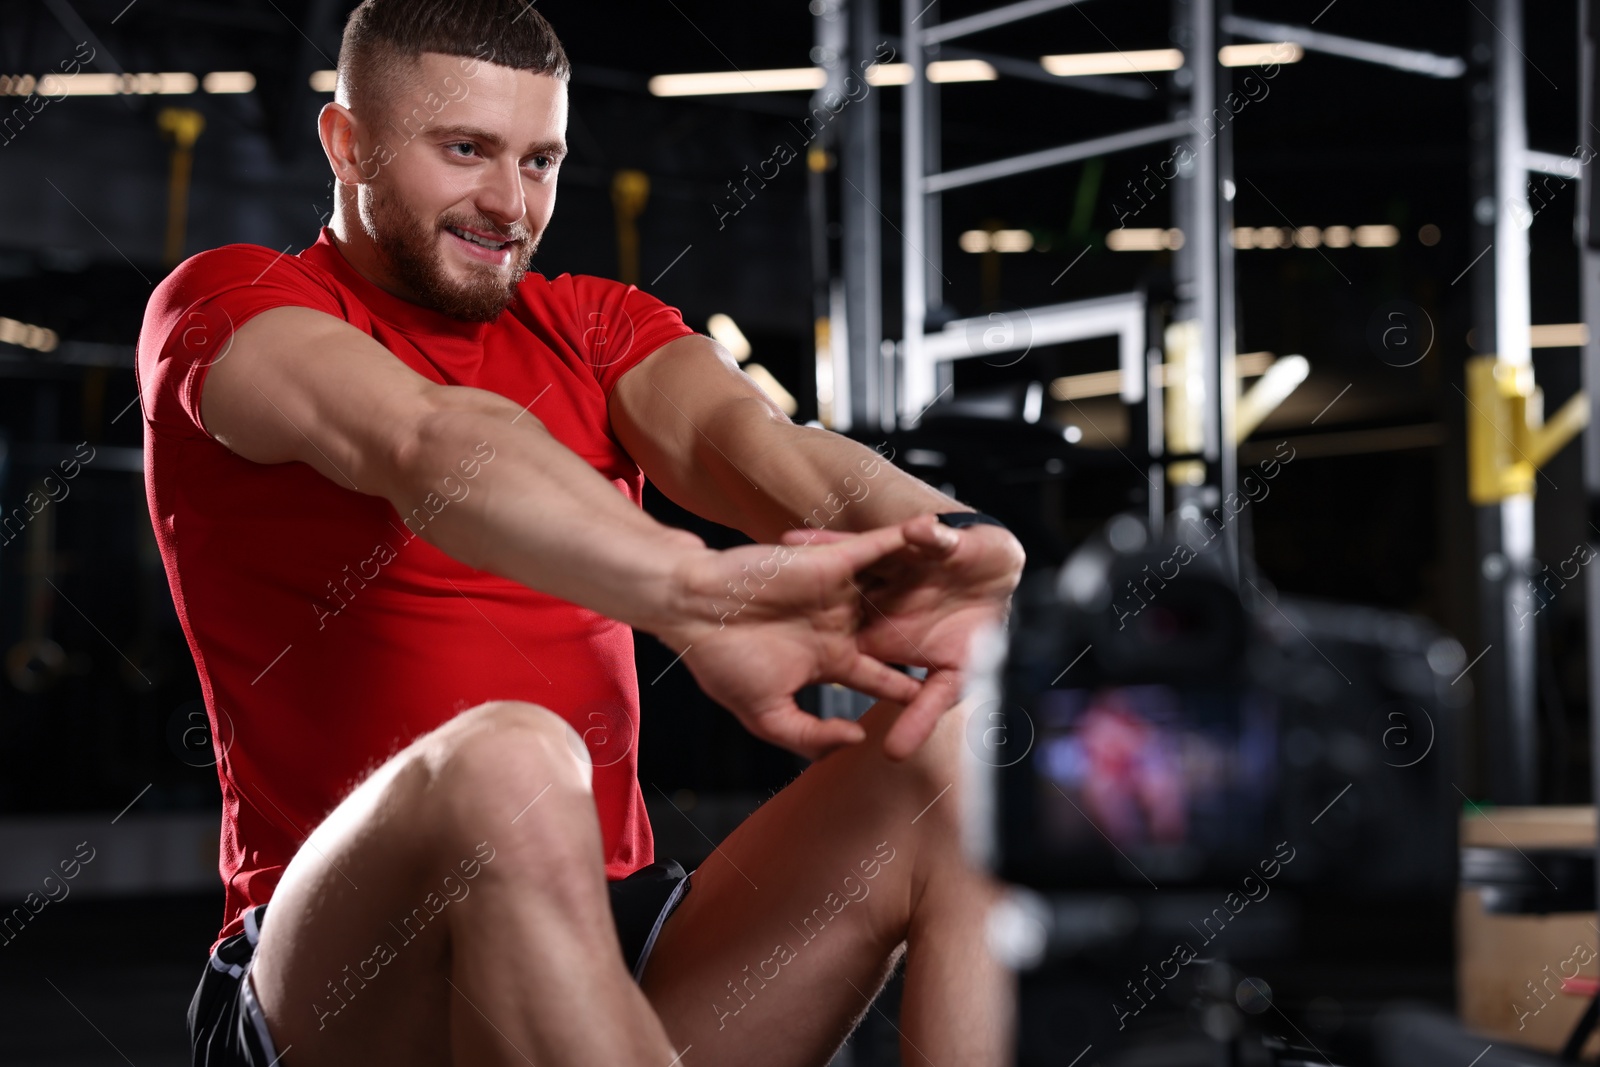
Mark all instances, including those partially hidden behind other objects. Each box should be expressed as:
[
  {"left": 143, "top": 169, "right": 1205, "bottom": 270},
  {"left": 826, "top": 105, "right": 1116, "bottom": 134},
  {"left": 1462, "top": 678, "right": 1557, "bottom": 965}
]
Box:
[{"left": 935, "top": 511, "right": 1009, "bottom": 532}]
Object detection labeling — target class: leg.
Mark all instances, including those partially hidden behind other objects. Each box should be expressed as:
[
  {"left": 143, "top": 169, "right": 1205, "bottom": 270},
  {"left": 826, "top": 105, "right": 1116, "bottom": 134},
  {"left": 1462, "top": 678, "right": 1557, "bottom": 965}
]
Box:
[
  {"left": 639, "top": 695, "right": 1016, "bottom": 1066},
  {"left": 248, "top": 699, "right": 682, "bottom": 1066}
]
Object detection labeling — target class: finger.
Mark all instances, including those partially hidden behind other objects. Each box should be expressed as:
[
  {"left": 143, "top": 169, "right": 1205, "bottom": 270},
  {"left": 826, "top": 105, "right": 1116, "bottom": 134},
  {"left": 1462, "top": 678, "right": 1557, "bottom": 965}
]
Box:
[
  {"left": 807, "top": 523, "right": 909, "bottom": 576},
  {"left": 882, "top": 667, "right": 964, "bottom": 761},
  {"left": 832, "top": 652, "right": 923, "bottom": 707},
  {"left": 779, "top": 527, "right": 851, "bottom": 546},
  {"left": 900, "top": 513, "right": 960, "bottom": 556},
  {"left": 754, "top": 701, "right": 867, "bottom": 759}
]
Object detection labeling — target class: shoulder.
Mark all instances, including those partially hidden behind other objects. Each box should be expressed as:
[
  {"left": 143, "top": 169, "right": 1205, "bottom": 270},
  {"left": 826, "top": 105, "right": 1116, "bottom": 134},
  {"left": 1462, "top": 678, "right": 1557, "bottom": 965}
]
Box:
[
  {"left": 159, "top": 242, "right": 317, "bottom": 290},
  {"left": 150, "top": 242, "right": 333, "bottom": 319},
  {"left": 140, "top": 242, "right": 344, "bottom": 371}
]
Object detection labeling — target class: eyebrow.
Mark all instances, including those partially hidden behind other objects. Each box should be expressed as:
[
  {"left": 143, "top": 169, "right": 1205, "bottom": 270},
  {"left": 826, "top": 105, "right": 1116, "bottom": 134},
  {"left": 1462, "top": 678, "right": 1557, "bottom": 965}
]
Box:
[{"left": 431, "top": 124, "right": 566, "bottom": 158}]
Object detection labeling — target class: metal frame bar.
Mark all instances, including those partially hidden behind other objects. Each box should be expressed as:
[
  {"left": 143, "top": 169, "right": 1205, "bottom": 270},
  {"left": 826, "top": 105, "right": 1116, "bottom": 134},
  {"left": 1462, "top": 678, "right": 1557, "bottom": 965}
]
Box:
[
  {"left": 933, "top": 41, "right": 1156, "bottom": 98},
  {"left": 901, "top": 0, "right": 930, "bottom": 426},
  {"left": 1578, "top": 0, "right": 1600, "bottom": 890},
  {"left": 1527, "top": 148, "right": 1583, "bottom": 177},
  {"left": 1221, "top": 15, "right": 1467, "bottom": 78},
  {"left": 913, "top": 292, "right": 1148, "bottom": 401},
  {"left": 1193, "top": 0, "right": 1222, "bottom": 489},
  {"left": 925, "top": 120, "right": 1191, "bottom": 194},
  {"left": 1489, "top": 0, "right": 1538, "bottom": 802},
  {"left": 923, "top": 0, "right": 1089, "bottom": 45},
  {"left": 842, "top": 0, "right": 885, "bottom": 431},
  {"left": 1460, "top": 0, "right": 1542, "bottom": 804}
]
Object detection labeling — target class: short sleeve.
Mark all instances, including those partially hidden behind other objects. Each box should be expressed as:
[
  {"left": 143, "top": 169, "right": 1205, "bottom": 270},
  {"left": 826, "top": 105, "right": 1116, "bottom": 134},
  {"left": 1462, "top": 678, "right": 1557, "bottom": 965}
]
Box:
[
  {"left": 556, "top": 275, "right": 699, "bottom": 398},
  {"left": 136, "top": 244, "right": 346, "bottom": 440}
]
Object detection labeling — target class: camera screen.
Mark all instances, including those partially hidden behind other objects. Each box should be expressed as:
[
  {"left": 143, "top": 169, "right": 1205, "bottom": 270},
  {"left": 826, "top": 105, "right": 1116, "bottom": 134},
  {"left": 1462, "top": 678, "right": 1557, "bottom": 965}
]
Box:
[{"left": 1026, "top": 683, "right": 1278, "bottom": 883}]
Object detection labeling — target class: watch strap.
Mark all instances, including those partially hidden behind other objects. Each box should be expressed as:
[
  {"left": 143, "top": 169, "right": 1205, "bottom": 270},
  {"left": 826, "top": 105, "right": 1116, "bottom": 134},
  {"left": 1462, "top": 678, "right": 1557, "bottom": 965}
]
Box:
[{"left": 935, "top": 511, "right": 1008, "bottom": 531}]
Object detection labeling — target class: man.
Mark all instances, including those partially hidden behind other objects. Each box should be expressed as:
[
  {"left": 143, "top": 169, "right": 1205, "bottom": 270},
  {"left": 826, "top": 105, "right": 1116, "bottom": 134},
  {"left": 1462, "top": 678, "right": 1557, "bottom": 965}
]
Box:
[{"left": 137, "top": 2, "right": 1025, "bottom": 1064}]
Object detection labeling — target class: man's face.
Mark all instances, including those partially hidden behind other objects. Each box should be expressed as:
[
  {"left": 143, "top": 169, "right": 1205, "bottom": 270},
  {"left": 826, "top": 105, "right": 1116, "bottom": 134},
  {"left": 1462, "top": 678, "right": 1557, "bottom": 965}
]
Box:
[{"left": 355, "top": 52, "right": 567, "bottom": 322}]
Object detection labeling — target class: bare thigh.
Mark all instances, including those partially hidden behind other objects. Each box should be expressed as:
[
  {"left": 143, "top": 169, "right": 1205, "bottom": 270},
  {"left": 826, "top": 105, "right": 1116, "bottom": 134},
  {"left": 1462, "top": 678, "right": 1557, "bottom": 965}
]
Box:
[
  {"left": 245, "top": 699, "right": 599, "bottom": 1067},
  {"left": 637, "top": 696, "right": 975, "bottom": 1065}
]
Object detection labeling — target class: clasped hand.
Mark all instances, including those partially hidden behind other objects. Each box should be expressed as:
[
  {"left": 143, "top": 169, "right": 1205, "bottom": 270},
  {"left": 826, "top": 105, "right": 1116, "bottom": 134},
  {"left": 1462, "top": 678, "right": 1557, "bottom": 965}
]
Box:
[{"left": 659, "top": 515, "right": 1025, "bottom": 762}]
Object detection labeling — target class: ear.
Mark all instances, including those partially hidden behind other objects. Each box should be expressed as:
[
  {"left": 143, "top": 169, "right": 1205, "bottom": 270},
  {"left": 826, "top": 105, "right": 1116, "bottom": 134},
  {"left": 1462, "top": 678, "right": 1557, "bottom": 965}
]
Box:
[{"left": 319, "top": 102, "right": 367, "bottom": 186}]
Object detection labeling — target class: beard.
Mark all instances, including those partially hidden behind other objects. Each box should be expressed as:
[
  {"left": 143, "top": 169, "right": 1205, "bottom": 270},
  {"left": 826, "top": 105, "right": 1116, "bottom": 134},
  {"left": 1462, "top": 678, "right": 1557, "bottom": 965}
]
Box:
[{"left": 359, "top": 178, "right": 539, "bottom": 323}]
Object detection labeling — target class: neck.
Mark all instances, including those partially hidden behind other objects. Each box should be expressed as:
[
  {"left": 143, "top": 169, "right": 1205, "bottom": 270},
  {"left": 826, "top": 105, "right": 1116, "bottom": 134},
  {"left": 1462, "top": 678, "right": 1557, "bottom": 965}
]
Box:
[{"left": 327, "top": 199, "right": 417, "bottom": 306}]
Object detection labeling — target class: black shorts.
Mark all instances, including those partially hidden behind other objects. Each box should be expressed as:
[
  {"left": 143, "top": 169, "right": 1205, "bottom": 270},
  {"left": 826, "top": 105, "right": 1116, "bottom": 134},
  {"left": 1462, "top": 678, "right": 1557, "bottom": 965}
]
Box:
[{"left": 187, "top": 859, "right": 692, "bottom": 1067}]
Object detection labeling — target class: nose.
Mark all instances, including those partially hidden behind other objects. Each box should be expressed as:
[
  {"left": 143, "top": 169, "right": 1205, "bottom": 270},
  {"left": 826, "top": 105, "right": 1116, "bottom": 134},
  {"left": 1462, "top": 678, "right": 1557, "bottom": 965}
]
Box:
[{"left": 475, "top": 155, "right": 527, "bottom": 236}]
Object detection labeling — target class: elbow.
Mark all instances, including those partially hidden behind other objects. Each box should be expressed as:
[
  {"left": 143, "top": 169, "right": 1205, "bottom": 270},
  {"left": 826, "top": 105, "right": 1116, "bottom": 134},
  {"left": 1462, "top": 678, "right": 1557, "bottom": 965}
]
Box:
[
  {"left": 387, "top": 393, "right": 524, "bottom": 550},
  {"left": 394, "top": 388, "right": 532, "bottom": 493}
]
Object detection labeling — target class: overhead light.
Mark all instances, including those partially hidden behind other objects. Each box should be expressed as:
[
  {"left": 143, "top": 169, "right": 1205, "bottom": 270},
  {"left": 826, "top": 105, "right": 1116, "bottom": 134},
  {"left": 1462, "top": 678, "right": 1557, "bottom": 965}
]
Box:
[
  {"left": 1322, "top": 225, "right": 1352, "bottom": 248},
  {"left": 648, "top": 59, "right": 996, "bottom": 96},
  {"left": 1218, "top": 42, "right": 1304, "bottom": 66},
  {"left": 0, "top": 316, "right": 60, "bottom": 353},
  {"left": 1235, "top": 226, "right": 1278, "bottom": 249},
  {"left": 959, "top": 229, "right": 1034, "bottom": 253},
  {"left": 1106, "top": 227, "right": 1184, "bottom": 251},
  {"left": 650, "top": 67, "right": 826, "bottom": 96},
  {"left": 15, "top": 68, "right": 252, "bottom": 95},
  {"left": 310, "top": 69, "right": 337, "bottom": 92},
  {"left": 742, "top": 363, "right": 797, "bottom": 415},
  {"left": 992, "top": 229, "right": 1034, "bottom": 252},
  {"left": 1040, "top": 49, "right": 1184, "bottom": 77},
  {"left": 1530, "top": 323, "right": 1589, "bottom": 348},
  {"left": 707, "top": 313, "right": 751, "bottom": 362},
  {"left": 1112, "top": 225, "right": 1403, "bottom": 251},
  {"left": 1233, "top": 225, "right": 1323, "bottom": 249},
  {"left": 928, "top": 59, "right": 998, "bottom": 83},
  {"left": 865, "top": 60, "right": 998, "bottom": 85},
  {"left": 1353, "top": 224, "right": 1400, "bottom": 247},
  {"left": 203, "top": 71, "right": 256, "bottom": 94},
  {"left": 34, "top": 72, "right": 197, "bottom": 96}
]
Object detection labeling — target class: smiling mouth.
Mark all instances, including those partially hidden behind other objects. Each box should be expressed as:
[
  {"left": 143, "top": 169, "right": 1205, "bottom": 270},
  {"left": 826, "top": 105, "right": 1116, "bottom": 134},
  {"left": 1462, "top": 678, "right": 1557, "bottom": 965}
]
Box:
[{"left": 445, "top": 225, "right": 513, "bottom": 252}]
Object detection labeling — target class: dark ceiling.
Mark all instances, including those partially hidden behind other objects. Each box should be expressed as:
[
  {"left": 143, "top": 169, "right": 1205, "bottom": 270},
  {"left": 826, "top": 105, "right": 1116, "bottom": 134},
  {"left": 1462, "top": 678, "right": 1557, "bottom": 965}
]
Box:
[{"left": 0, "top": 0, "right": 1585, "bottom": 449}]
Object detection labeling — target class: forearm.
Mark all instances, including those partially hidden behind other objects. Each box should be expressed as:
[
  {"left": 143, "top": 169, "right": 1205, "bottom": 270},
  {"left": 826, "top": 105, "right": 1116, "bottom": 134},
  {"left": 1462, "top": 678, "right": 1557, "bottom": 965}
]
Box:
[
  {"left": 393, "top": 389, "right": 711, "bottom": 637},
  {"left": 709, "top": 419, "right": 973, "bottom": 542}
]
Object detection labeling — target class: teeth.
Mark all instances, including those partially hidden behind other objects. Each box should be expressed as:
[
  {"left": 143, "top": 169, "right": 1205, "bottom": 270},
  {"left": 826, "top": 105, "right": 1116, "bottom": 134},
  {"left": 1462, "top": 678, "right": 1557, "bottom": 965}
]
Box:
[{"left": 449, "top": 226, "right": 506, "bottom": 250}]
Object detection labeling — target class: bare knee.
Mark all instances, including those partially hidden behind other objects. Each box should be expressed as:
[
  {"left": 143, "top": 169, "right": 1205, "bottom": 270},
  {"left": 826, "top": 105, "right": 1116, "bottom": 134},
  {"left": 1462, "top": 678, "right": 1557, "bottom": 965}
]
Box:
[
  {"left": 852, "top": 698, "right": 980, "bottom": 886},
  {"left": 428, "top": 697, "right": 592, "bottom": 780},
  {"left": 414, "top": 700, "right": 598, "bottom": 857},
  {"left": 857, "top": 696, "right": 968, "bottom": 798}
]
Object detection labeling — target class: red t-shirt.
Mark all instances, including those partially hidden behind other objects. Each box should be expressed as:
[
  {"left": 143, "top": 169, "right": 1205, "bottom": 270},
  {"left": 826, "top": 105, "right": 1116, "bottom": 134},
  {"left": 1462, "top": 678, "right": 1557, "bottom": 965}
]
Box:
[{"left": 136, "top": 226, "right": 697, "bottom": 954}]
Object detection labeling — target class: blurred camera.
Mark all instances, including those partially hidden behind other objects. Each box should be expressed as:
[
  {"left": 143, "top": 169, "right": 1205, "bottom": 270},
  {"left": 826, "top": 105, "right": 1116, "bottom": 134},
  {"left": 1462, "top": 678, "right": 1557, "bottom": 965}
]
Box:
[{"left": 966, "top": 514, "right": 1464, "bottom": 901}]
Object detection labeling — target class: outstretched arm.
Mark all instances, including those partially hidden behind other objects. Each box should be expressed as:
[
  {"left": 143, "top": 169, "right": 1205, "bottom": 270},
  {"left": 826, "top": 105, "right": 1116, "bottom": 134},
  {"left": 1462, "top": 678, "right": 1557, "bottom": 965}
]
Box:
[
  {"left": 607, "top": 335, "right": 964, "bottom": 541},
  {"left": 609, "top": 334, "right": 1027, "bottom": 758},
  {"left": 192, "top": 304, "right": 930, "bottom": 757}
]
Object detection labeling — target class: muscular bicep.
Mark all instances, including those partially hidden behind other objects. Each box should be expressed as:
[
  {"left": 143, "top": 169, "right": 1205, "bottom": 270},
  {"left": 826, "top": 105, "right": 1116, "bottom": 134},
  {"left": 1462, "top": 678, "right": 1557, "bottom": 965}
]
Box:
[
  {"left": 197, "top": 305, "right": 441, "bottom": 499},
  {"left": 607, "top": 333, "right": 790, "bottom": 526}
]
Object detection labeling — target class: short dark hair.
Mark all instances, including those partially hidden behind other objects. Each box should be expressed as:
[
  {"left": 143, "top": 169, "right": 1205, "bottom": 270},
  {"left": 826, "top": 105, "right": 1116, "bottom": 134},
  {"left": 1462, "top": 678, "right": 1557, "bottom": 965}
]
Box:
[{"left": 336, "top": 0, "right": 570, "bottom": 124}]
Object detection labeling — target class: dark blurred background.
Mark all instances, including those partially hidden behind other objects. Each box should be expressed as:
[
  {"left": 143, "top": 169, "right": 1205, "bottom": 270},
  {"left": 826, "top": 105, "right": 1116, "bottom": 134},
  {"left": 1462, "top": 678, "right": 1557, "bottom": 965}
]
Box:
[{"left": 0, "top": 0, "right": 1593, "bottom": 1064}]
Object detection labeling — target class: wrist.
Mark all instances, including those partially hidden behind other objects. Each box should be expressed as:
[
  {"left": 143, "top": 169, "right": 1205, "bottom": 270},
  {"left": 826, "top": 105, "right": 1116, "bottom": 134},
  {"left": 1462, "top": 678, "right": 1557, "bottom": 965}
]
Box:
[{"left": 631, "top": 530, "right": 719, "bottom": 643}]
